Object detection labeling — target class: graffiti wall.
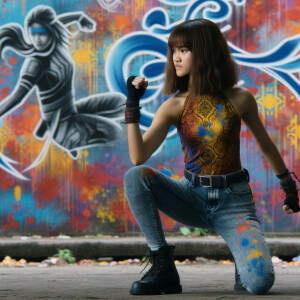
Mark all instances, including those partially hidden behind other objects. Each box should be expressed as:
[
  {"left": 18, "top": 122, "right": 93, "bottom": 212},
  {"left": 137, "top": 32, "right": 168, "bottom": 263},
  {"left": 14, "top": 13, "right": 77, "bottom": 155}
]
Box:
[{"left": 0, "top": 0, "right": 299, "bottom": 236}]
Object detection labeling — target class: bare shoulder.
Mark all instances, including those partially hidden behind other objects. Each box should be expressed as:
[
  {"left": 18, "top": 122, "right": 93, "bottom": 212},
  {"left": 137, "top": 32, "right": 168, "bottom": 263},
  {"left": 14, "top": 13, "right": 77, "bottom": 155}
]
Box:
[
  {"left": 157, "top": 91, "right": 188, "bottom": 125},
  {"left": 224, "top": 85, "right": 257, "bottom": 118}
]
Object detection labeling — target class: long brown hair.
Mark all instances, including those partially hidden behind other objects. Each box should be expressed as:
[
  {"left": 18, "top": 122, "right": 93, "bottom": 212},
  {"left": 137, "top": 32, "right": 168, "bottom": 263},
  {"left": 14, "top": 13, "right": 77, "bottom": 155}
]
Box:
[{"left": 163, "top": 19, "right": 237, "bottom": 97}]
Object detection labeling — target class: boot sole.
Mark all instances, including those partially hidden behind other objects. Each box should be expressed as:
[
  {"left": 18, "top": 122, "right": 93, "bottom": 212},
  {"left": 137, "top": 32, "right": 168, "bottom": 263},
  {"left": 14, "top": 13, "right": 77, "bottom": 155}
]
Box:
[
  {"left": 130, "top": 285, "right": 182, "bottom": 295},
  {"left": 234, "top": 283, "right": 246, "bottom": 291}
]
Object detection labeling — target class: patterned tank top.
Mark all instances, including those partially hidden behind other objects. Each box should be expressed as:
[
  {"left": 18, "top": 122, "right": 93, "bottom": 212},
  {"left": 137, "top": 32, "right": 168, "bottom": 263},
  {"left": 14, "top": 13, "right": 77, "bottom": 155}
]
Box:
[{"left": 177, "top": 93, "right": 242, "bottom": 175}]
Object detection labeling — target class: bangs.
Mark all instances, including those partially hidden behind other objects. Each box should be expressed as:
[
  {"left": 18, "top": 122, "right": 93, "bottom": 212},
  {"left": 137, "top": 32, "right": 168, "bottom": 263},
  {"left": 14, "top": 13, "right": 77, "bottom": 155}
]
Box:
[{"left": 167, "top": 25, "right": 192, "bottom": 50}]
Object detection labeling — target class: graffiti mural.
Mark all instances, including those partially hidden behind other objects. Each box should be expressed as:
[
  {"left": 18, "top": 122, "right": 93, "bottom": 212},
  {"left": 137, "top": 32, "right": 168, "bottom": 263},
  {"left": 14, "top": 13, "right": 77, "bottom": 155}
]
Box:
[
  {"left": 0, "top": 5, "right": 125, "bottom": 179},
  {"left": 0, "top": 0, "right": 299, "bottom": 235}
]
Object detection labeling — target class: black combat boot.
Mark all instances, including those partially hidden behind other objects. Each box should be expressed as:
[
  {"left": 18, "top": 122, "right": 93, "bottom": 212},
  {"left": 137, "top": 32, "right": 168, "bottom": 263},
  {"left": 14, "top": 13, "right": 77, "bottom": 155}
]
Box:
[
  {"left": 234, "top": 263, "right": 246, "bottom": 291},
  {"left": 130, "top": 245, "right": 182, "bottom": 295}
]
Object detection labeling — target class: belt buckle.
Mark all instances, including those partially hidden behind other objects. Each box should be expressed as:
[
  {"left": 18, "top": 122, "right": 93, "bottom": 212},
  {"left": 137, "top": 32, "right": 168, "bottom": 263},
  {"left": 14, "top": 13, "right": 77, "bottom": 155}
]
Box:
[{"left": 200, "top": 176, "right": 213, "bottom": 187}]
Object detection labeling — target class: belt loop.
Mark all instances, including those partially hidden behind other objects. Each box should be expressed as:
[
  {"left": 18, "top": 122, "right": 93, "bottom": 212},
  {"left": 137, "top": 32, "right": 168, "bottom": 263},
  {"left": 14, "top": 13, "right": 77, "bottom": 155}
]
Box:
[
  {"left": 244, "top": 168, "right": 250, "bottom": 182},
  {"left": 191, "top": 172, "right": 196, "bottom": 188},
  {"left": 222, "top": 175, "right": 228, "bottom": 188}
]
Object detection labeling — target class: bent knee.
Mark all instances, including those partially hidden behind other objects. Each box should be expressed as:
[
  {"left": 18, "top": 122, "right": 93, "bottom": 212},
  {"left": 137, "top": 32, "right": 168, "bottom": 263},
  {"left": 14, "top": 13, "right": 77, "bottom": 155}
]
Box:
[
  {"left": 244, "top": 272, "right": 275, "bottom": 295},
  {"left": 124, "top": 165, "right": 157, "bottom": 185}
]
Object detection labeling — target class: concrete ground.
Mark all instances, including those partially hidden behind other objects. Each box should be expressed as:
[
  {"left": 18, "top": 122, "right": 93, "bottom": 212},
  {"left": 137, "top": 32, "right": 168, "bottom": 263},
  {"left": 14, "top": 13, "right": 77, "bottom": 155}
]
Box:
[{"left": 0, "top": 262, "right": 300, "bottom": 299}]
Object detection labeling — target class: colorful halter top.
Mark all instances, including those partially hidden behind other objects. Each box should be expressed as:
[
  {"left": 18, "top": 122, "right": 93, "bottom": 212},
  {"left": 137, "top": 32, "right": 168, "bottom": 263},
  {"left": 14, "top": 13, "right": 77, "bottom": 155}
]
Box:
[{"left": 177, "top": 93, "right": 242, "bottom": 175}]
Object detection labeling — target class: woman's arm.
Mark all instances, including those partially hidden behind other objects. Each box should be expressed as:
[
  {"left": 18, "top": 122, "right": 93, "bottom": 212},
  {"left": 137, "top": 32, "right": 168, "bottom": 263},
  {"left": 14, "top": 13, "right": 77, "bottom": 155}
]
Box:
[
  {"left": 126, "top": 76, "right": 180, "bottom": 165},
  {"left": 241, "top": 90, "right": 298, "bottom": 214},
  {"left": 241, "top": 92, "right": 288, "bottom": 176},
  {"left": 128, "top": 99, "right": 177, "bottom": 165}
]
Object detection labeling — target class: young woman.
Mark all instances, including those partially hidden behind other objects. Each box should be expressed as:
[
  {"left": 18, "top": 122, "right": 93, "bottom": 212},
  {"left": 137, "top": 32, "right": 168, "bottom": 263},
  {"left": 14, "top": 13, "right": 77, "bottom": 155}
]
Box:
[
  {"left": 0, "top": 5, "right": 124, "bottom": 167},
  {"left": 123, "top": 19, "right": 299, "bottom": 296}
]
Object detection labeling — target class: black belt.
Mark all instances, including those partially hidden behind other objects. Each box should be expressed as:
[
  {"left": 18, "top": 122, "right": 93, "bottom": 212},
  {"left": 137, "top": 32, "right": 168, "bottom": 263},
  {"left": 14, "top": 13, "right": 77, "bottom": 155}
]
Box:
[{"left": 184, "top": 168, "right": 249, "bottom": 188}]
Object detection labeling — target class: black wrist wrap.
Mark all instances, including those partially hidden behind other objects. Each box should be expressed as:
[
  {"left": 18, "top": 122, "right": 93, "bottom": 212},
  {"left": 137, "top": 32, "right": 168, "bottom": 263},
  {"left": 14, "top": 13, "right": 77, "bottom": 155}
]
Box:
[{"left": 281, "top": 179, "right": 300, "bottom": 212}]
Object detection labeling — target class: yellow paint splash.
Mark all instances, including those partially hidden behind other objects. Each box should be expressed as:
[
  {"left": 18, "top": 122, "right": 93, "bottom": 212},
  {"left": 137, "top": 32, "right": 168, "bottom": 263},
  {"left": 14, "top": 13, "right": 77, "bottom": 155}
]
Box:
[
  {"left": 287, "top": 114, "right": 300, "bottom": 152},
  {"left": 82, "top": 187, "right": 101, "bottom": 202},
  {"left": 22, "top": 0, "right": 26, "bottom": 15},
  {"left": 14, "top": 186, "right": 22, "bottom": 202},
  {"left": 97, "top": 203, "right": 115, "bottom": 223},
  {"left": 70, "top": 40, "right": 99, "bottom": 94},
  {"left": 247, "top": 249, "right": 263, "bottom": 261},
  {"left": 256, "top": 81, "right": 285, "bottom": 120}
]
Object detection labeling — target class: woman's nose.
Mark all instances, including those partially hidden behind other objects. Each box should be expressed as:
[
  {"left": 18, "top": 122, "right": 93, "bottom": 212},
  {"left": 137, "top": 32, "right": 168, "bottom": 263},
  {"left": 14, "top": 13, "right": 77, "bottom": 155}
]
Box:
[{"left": 174, "top": 52, "right": 180, "bottom": 61}]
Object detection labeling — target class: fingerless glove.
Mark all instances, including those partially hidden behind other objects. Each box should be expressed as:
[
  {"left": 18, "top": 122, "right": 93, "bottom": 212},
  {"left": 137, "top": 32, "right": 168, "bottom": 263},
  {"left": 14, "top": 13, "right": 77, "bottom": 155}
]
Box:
[
  {"left": 280, "top": 179, "right": 300, "bottom": 212},
  {"left": 125, "top": 76, "right": 146, "bottom": 123}
]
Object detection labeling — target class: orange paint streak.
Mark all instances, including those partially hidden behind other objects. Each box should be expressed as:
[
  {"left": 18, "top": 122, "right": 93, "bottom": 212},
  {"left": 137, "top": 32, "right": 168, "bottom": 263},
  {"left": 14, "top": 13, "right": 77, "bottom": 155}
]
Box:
[
  {"left": 159, "top": 212, "right": 177, "bottom": 231},
  {"left": 10, "top": 104, "right": 40, "bottom": 136},
  {"left": 228, "top": 29, "right": 236, "bottom": 39},
  {"left": 236, "top": 224, "right": 249, "bottom": 233},
  {"left": 236, "top": 221, "right": 253, "bottom": 234},
  {"left": 82, "top": 209, "right": 91, "bottom": 218},
  {"left": 114, "top": 15, "right": 137, "bottom": 34}
]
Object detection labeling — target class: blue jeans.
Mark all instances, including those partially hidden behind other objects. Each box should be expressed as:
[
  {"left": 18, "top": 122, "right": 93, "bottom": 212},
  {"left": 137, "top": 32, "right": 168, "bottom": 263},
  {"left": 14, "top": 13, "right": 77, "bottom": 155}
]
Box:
[{"left": 124, "top": 165, "right": 275, "bottom": 295}]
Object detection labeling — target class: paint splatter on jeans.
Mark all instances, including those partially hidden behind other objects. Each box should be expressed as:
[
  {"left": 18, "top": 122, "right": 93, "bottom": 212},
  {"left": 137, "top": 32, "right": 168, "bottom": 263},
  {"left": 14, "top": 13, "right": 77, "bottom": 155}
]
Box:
[{"left": 124, "top": 165, "right": 275, "bottom": 295}]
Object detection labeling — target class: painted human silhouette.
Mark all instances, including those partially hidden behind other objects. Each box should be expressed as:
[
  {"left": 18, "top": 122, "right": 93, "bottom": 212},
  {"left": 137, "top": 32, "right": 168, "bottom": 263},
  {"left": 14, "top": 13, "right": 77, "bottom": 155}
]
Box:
[{"left": 0, "top": 5, "right": 125, "bottom": 175}]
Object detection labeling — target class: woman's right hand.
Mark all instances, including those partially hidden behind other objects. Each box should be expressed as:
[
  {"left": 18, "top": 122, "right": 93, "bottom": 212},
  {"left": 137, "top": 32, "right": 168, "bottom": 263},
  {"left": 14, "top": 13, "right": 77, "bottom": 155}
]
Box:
[{"left": 126, "top": 76, "right": 148, "bottom": 105}]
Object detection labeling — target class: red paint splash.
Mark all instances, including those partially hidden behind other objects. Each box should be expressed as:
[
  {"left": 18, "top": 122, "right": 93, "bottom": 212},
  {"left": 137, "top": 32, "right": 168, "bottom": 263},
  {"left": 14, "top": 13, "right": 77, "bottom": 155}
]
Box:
[
  {"left": 9, "top": 104, "right": 40, "bottom": 136},
  {"left": 0, "top": 170, "right": 16, "bottom": 190},
  {"left": 236, "top": 224, "right": 249, "bottom": 234},
  {"left": 240, "top": 127, "right": 253, "bottom": 143},
  {"left": 236, "top": 221, "right": 254, "bottom": 234},
  {"left": 3, "top": 214, "right": 20, "bottom": 230},
  {"left": 82, "top": 209, "right": 91, "bottom": 218},
  {"left": 7, "top": 56, "right": 17, "bottom": 65},
  {"left": 109, "top": 200, "right": 136, "bottom": 225},
  {"left": 73, "top": 161, "right": 126, "bottom": 190},
  {"left": 0, "top": 86, "right": 10, "bottom": 100},
  {"left": 34, "top": 177, "right": 61, "bottom": 202},
  {"left": 245, "top": 86, "right": 258, "bottom": 95},
  {"left": 26, "top": 216, "right": 36, "bottom": 225},
  {"left": 270, "top": 189, "right": 283, "bottom": 207},
  {"left": 228, "top": 29, "right": 237, "bottom": 39},
  {"left": 70, "top": 214, "right": 91, "bottom": 232}
]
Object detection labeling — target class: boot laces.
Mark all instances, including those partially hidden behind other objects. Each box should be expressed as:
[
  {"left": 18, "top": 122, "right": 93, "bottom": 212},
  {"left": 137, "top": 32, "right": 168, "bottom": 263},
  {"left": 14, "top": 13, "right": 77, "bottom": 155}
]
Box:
[{"left": 139, "top": 252, "right": 154, "bottom": 275}]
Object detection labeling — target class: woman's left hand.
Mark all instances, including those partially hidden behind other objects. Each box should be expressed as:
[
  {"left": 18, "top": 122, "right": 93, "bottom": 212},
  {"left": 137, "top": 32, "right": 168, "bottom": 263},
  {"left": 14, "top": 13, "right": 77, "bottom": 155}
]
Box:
[
  {"left": 282, "top": 180, "right": 300, "bottom": 214},
  {"left": 79, "top": 15, "right": 96, "bottom": 32}
]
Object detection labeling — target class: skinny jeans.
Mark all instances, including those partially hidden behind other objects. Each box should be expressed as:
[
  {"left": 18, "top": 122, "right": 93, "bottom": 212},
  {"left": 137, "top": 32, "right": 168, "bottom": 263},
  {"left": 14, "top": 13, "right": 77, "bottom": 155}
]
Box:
[{"left": 124, "top": 165, "right": 275, "bottom": 295}]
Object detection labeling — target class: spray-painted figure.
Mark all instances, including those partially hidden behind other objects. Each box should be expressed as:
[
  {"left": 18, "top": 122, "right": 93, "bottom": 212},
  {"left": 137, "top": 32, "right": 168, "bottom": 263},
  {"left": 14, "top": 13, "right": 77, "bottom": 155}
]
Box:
[{"left": 0, "top": 5, "right": 125, "bottom": 176}]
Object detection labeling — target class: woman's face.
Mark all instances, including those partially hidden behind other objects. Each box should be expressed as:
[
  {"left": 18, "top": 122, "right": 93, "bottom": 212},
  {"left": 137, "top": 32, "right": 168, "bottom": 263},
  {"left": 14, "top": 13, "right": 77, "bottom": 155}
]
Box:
[
  {"left": 29, "top": 23, "right": 52, "bottom": 51},
  {"left": 172, "top": 47, "right": 192, "bottom": 77}
]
